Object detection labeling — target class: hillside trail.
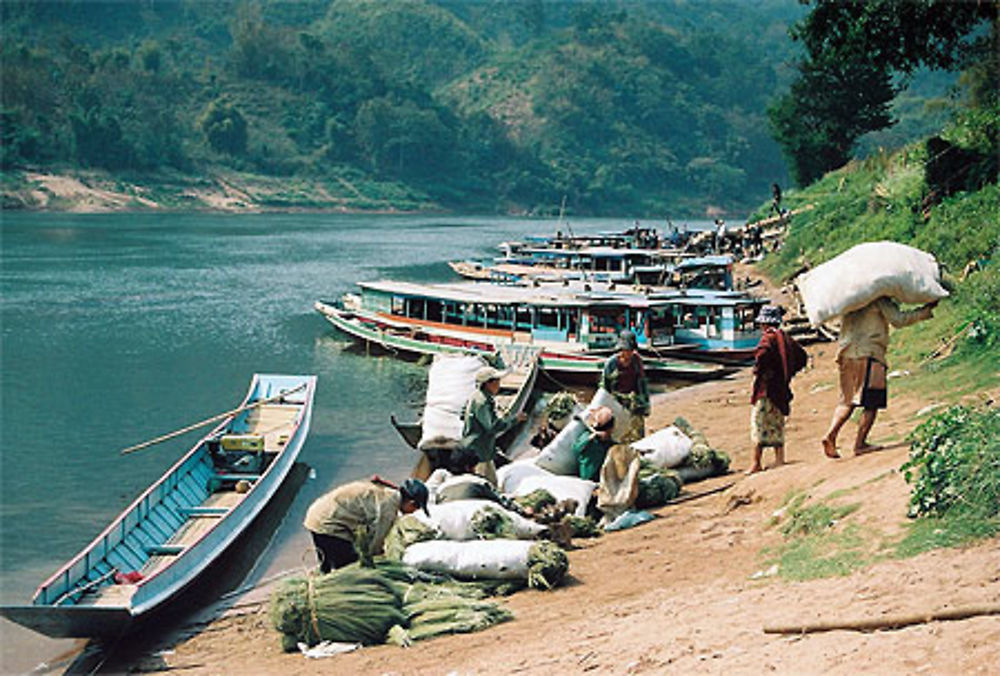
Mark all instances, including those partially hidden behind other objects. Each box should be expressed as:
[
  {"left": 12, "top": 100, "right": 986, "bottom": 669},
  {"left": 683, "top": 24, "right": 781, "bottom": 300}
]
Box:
[{"left": 124, "top": 264, "right": 1000, "bottom": 675}]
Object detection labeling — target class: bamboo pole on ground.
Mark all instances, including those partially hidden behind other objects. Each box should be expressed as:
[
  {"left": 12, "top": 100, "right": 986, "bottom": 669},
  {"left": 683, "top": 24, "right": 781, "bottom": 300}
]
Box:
[{"left": 763, "top": 603, "right": 1000, "bottom": 635}]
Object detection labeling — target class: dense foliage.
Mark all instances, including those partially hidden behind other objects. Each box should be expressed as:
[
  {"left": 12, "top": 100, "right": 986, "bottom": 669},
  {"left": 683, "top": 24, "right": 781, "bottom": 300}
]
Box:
[
  {"left": 0, "top": 0, "right": 850, "bottom": 214},
  {"left": 770, "top": 0, "right": 997, "bottom": 186},
  {"left": 902, "top": 405, "right": 1000, "bottom": 521}
]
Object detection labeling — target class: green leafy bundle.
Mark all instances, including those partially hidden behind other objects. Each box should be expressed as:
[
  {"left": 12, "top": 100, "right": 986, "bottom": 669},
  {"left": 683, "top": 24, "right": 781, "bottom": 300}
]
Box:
[
  {"left": 902, "top": 405, "right": 1000, "bottom": 519},
  {"left": 269, "top": 568, "right": 405, "bottom": 651}
]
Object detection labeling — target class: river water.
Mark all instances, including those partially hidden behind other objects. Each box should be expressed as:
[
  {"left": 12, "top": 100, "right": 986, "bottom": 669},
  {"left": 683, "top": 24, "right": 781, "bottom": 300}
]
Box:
[{"left": 0, "top": 212, "right": 714, "bottom": 671}]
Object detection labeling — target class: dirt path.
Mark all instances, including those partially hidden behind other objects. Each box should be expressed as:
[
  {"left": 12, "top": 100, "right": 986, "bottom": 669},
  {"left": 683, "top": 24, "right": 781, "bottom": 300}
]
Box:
[{"left": 121, "top": 269, "right": 1000, "bottom": 675}]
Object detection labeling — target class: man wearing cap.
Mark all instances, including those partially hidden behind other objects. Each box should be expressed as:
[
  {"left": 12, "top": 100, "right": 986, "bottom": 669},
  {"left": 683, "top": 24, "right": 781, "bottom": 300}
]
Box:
[
  {"left": 303, "top": 477, "right": 429, "bottom": 573},
  {"left": 748, "top": 305, "right": 808, "bottom": 473},
  {"left": 572, "top": 405, "right": 615, "bottom": 482},
  {"left": 460, "top": 365, "right": 528, "bottom": 486},
  {"left": 601, "top": 330, "right": 650, "bottom": 442}
]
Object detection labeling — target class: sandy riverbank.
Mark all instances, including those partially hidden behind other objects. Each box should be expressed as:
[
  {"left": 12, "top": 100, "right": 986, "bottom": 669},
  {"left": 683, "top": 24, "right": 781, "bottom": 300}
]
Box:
[{"left": 98, "top": 271, "right": 1000, "bottom": 675}]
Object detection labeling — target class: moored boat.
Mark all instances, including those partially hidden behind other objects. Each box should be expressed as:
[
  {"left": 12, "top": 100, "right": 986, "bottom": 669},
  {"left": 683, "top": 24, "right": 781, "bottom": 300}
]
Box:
[
  {"left": 314, "top": 280, "right": 736, "bottom": 382},
  {"left": 0, "top": 374, "right": 317, "bottom": 639}
]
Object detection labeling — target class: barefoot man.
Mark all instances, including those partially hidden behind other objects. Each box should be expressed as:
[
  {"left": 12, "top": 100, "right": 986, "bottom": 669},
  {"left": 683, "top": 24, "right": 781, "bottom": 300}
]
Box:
[{"left": 822, "top": 297, "right": 938, "bottom": 457}]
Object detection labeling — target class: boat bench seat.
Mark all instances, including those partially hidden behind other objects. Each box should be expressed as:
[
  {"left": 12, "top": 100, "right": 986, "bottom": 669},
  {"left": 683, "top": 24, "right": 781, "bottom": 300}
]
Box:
[
  {"left": 145, "top": 544, "right": 185, "bottom": 556},
  {"left": 214, "top": 473, "right": 261, "bottom": 482},
  {"left": 179, "top": 506, "right": 229, "bottom": 517}
]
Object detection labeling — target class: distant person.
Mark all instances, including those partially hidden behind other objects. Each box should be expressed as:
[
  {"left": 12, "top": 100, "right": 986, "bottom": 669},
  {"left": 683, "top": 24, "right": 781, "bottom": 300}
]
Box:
[
  {"left": 304, "top": 477, "right": 429, "bottom": 573},
  {"left": 714, "top": 219, "right": 727, "bottom": 253},
  {"left": 770, "top": 183, "right": 783, "bottom": 217},
  {"left": 821, "top": 297, "right": 938, "bottom": 458},
  {"left": 600, "top": 330, "right": 650, "bottom": 442},
  {"left": 748, "top": 305, "right": 808, "bottom": 473},
  {"left": 460, "top": 366, "right": 528, "bottom": 486},
  {"left": 573, "top": 406, "right": 615, "bottom": 482}
]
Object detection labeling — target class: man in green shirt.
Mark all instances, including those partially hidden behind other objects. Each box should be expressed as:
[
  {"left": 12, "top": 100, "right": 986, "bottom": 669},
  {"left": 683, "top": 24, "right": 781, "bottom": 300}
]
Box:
[
  {"left": 460, "top": 366, "right": 527, "bottom": 486},
  {"left": 573, "top": 405, "right": 615, "bottom": 482}
]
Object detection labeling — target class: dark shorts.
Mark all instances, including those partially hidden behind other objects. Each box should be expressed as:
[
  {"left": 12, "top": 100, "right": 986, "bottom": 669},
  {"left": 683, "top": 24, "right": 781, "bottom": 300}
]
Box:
[
  {"left": 839, "top": 356, "right": 887, "bottom": 410},
  {"left": 310, "top": 532, "right": 357, "bottom": 574}
]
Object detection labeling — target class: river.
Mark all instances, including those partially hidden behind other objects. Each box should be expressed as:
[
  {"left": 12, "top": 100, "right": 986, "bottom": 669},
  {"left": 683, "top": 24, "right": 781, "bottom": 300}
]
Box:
[{"left": 0, "top": 212, "right": 715, "bottom": 672}]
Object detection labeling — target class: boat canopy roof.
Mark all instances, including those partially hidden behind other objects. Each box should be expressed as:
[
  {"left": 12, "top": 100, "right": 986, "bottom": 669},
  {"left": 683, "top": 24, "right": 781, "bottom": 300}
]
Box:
[{"left": 358, "top": 279, "right": 658, "bottom": 309}]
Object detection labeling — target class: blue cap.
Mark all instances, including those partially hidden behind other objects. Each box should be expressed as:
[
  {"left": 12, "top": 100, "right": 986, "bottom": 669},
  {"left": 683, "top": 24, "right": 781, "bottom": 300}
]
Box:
[{"left": 400, "top": 478, "right": 430, "bottom": 515}]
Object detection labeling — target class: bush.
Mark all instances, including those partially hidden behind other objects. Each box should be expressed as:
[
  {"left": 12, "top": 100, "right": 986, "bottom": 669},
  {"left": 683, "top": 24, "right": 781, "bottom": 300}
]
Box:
[{"left": 902, "top": 405, "right": 1000, "bottom": 519}]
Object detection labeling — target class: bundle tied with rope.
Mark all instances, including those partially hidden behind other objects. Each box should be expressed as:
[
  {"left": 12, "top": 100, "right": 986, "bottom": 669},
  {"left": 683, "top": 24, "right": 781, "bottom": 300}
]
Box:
[
  {"left": 673, "top": 416, "right": 731, "bottom": 481},
  {"left": 269, "top": 562, "right": 513, "bottom": 651}
]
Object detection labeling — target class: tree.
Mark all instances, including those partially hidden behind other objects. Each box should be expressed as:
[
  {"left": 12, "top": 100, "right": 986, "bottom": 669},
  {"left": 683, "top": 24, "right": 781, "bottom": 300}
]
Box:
[
  {"left": 771, "top": 0, "right": 996, "bottom": 186},
  {"left": 198, "top": 100, "right": 248, "bottom": 156}
]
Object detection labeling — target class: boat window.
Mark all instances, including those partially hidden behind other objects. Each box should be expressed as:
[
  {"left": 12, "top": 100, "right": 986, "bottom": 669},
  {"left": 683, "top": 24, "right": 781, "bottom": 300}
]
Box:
[
  {"left": 515, "top": 307, "right": 532, "bottom": 330},
  {"left": 650, "top": 307, "right": 674, "bottom": 332},
  {"left": 426, "top": 300, "right": 443, "bottom": 323},
  {"left": 537, "top": 307, "right": 560, "bottom": 328},
  {"left": 588, "top": 309, "right": 619, "bottom": 334},
  {"left": 409, "top": 298, "right": 426, "bottom": 320},
  {"left": 392, "top": 296, "right": 405, "bottom": 315}
]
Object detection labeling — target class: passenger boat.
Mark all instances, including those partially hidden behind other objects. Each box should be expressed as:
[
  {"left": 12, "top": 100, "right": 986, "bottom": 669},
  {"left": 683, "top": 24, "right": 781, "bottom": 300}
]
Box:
[
  {"left": 656, "top": 290, "right": 766, "bottom": 365},
  {"left": 390, "top": 345, "right": 539, "bottom": 462},
  {"left": 0, "top": 374, "right": 317, "bottom": 639},
  {"left": 314, "top": 280, "right": 735, "bottom": 382}
]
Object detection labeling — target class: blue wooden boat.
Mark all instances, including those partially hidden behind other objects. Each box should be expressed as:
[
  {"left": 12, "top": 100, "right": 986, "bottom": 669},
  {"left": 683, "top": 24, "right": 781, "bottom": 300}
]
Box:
[{"left": 0, "top": 373, "right": 317, "bottom": 638}]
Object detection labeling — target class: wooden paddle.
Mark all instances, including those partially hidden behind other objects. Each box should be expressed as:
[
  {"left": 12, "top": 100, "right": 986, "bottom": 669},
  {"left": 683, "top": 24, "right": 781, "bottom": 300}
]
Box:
[{"left": 119, "top": 382, "right": 307, "bottom": 455}]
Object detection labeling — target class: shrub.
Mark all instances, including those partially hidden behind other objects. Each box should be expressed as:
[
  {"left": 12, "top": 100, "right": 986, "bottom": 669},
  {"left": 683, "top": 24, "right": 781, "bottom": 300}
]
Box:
[{"left": 902, "top": 404, "right": 1000, "bottom": 519}]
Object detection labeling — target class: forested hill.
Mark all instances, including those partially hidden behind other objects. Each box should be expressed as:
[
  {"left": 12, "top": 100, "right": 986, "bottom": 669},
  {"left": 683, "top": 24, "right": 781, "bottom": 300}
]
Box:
[{"left": 5, "top": 0, "right": 810, "bottom": 215}]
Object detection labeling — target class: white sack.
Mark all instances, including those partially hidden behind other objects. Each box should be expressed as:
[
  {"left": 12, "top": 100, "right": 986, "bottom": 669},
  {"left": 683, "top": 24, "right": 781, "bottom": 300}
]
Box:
[
  {"left": 402, "top": 539, "right": 534, "bottom": 580},
  {"left": 631, "top": 425, "right": 693, "bottom": 469},
  {"left": 417, "top": 499, "right": 546, "bottom": 540},
  {"left": 534, "top": 419, "right": 587, "bottom": 475},
  {"left": 418, "top": 354, "right": 487, "bottom": 449},
  {"left": 496, "top": 459, "right": 549, "bottom": 494},
  {"left": 511, "top": 474, "right": 596, "bottom": 517},
  {"left": 534, "top": 388, "right": 631, "bottom": 475},
  {"left": 796, "top": 241, "right": 949, "bottom": 325},
  {"left": 588, "top": 388, "right": 632, "bottom": 441}
]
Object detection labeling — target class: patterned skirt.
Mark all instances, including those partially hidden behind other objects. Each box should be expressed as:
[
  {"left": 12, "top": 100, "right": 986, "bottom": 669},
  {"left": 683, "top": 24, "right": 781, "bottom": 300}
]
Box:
[{"left": 750, "top": 398, "right": 785, "bottom": 447}]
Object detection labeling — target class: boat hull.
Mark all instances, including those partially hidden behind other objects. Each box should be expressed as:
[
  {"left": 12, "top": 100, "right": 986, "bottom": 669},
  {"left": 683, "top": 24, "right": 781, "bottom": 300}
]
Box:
[{"left": 1, "top": 374, "right": 317, "bottom": 639}]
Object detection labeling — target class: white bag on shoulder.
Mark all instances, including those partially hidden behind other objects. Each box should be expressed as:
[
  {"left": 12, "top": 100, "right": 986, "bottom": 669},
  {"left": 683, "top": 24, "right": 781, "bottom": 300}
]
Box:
[{"left": 796, "top": 241, "right": 948, "bottom": 325}]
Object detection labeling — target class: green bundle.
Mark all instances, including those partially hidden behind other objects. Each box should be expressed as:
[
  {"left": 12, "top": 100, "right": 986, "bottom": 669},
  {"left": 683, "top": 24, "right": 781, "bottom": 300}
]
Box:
[
  {"left": 393, "top": 595, "right": 514, "bottom": 645},
  {"left": 383, "top": 514, "right": 440, "bottom": 561},
  {"left": 513, "top": 488, "right": 557, "bottom": 514},
  {"left": 269, "top": 567, "right": 405, "bottom": 651},
  {"left": 470, "top": 507, "right": 518, "bottom": 539},
  {"left": 673, "top": 416, "right": 732, "bottom": 478},
  {"left": 636, "top": 461, "right": 683, "bottom": 507},
  {"left": 560, "top": 514, "right": 602, "bottom": 538},
  {"left": 544, "top": 392, "right": 578, "bottom": 424},
  {"left": 526, "top": 541, "right": 569, "bottom": 590}
]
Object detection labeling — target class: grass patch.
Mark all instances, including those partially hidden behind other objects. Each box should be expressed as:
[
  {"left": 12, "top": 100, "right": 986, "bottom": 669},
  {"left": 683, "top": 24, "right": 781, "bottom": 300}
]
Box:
[
  {"left": 765, "top": 524, "right": 875, "bottom": 581},
  {"left": 894, "top": 514, "right": 1000, "bottom": 558}
]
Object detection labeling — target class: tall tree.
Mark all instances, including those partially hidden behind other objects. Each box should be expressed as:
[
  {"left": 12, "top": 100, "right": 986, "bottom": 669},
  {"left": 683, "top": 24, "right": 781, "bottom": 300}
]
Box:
[{"left": 770, "top": 0, "right": 996, "bottom": 186}]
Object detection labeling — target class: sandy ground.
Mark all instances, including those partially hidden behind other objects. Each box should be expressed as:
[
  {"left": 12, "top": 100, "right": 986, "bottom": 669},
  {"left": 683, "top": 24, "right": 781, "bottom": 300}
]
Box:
[{"left": 116, "top": 273, "right": 999, "bottom": 675}]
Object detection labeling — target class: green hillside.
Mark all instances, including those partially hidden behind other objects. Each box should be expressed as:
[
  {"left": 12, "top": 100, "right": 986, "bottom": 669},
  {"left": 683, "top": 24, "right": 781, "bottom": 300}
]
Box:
[{"left": 0, "top": 0, "right": 973, "bottom": 215}]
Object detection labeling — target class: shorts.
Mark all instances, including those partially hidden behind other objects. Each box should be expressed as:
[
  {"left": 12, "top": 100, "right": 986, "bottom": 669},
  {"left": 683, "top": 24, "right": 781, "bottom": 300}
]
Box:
[
  {"left": 838, "top": 356, "right": 887, "bottom": 410},
  {"left": 750, "top": 398, "right": 785, "bottom": 447}
]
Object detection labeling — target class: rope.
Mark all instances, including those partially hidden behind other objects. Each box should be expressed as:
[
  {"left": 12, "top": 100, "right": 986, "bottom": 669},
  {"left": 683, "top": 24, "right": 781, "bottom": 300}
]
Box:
[{"left": 306, "top": 573, "right": 322, "bottom": 644}]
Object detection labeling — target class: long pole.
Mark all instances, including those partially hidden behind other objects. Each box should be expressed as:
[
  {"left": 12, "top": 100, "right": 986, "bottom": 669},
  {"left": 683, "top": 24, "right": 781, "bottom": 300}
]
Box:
[{"left": 119, "top": 382, "right": 307, "bottom": 455}]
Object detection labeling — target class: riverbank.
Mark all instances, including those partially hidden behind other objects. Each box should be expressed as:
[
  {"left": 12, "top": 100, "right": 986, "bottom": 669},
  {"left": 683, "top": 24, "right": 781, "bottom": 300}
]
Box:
[
  {"left": 103, "top": 267, "right": 999, "bottom": 675},
  {"left": 1, "top": 168, "right": 441, "bottom": 214}
]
